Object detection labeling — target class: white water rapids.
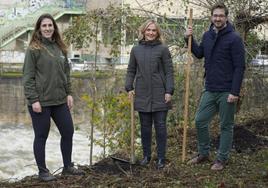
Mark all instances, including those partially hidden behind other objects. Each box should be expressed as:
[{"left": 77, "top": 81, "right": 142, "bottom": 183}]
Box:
[{"left": 0, "top": 122, "right": 102, "bottom": 181}]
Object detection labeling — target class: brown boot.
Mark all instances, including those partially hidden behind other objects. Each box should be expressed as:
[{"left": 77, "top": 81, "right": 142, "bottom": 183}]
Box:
[
  {"left": 211, "top": 160, "right": 225, "bottom": 171},
  {"left": 187, "top": 154, "right": 209, "bottom": 165}
]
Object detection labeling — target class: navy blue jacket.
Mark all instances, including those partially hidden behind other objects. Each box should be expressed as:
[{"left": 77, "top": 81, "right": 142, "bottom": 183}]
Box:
[{"left": 191, "top": 22, "right": 245, "bottom": 96}]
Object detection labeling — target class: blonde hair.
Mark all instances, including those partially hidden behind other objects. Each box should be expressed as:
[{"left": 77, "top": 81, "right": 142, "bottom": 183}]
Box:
[{"left": 138, "top": 19, "right": 164, "bottom": 43}]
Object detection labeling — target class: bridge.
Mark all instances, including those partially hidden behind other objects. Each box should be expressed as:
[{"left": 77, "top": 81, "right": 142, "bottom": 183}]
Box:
[{"left": 0, "top": 3, "right": 86, "bottom": 49}]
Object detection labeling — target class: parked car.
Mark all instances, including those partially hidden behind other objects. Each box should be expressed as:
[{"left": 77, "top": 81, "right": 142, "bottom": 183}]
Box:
[
  {"left": 68, "top": 58, "right": 86, "bottom": 71},
  {"left": 250, "top": 54, "right": 268, "bottom": 66}
]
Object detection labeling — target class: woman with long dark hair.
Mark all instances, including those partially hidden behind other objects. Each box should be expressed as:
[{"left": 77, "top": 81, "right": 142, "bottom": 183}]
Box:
[{"left": 23, "top": 13, "right": 84, "bottom": 181}]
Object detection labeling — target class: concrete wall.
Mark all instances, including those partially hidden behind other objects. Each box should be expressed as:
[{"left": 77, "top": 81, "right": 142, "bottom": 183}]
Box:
[
  {"left": 0, "top": 75, "right": 126, "bottom": 125},
  {"left": 1, "top": 67, "right": 268, "bottom": 125},
  {"left": 86, "top": 0, "right": 120, "bottom": 10},
  {"left": 0, "top": 1, "right": 20, "bottom": 8}
]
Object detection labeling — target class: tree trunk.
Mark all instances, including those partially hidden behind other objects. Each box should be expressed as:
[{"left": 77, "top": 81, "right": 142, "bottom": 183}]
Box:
[{"left": 89, "top": 21, "right": 99, "bottom": 165}]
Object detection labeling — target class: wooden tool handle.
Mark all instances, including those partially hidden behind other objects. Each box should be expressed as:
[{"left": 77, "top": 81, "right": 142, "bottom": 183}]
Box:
[
  {"left": 130, "top": 94, "right": 135, "bottom": 164},
  {"left": 182, "top": 8, "right": 193, "bottom": 162}
]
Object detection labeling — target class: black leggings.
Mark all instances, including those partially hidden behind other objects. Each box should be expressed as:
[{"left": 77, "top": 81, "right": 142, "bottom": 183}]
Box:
[{"left": 28, "top": 103, "right": 74, "bottom": 172}]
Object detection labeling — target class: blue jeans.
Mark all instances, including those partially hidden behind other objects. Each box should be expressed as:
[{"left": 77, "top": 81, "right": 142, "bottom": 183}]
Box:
[
  {"left": 139, "top": 111, "right": 168, "bottom": 160},
  {"left": 28, "top": 103, "right": 74, "bottom": 172},
  {"left": 195, "top": 91, "right": 236, "bottom": 161}
]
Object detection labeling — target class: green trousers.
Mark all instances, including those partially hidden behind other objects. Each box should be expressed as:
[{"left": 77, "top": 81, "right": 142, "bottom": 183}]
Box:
[{"left": 195, "top": 91, "right": 236, "bottom": 162}]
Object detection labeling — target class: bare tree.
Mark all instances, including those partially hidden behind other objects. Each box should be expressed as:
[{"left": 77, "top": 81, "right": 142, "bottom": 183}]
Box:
[{"left": 189, "top": 0, "right": 268, "bottom": 40}]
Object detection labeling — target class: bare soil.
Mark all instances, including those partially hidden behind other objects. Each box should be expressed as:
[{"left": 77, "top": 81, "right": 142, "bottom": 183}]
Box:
[{"left": 1, "top": 118, "right": 268, "bottom": 188}]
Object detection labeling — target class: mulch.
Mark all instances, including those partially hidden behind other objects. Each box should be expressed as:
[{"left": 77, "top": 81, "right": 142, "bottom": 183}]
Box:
[{"left": 211, "top": 118, "right": 268, "bottom": 153}]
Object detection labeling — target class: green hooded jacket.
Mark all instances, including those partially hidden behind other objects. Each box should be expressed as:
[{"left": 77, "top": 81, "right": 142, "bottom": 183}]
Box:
[{"left": 23, "top": 38, "right": 71, "bottom": 106}]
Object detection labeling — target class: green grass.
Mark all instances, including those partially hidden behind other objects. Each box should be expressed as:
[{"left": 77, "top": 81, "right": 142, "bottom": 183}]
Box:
[
  {"left": 0, "top": 70, "right": 126, "bottom": 79},
  {"left": 0, "top": 72, "right": 22, "bottom": 78},
  {"left": 71, "top": 69, "right": 126, "bottom": 78}
]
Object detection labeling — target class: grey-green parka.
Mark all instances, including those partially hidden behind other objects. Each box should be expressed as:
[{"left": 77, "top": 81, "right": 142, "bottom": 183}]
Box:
[
  {"left": 23, "top": 38, "right": 71, "bottom": 106},
  {"left": 125, "top": 40, "right": 174, "bottom": 112}
]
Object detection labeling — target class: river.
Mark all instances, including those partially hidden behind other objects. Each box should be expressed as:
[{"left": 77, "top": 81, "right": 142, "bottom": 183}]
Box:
[{"left": 0, "top": 121, "right": 101, "bottom": 181}]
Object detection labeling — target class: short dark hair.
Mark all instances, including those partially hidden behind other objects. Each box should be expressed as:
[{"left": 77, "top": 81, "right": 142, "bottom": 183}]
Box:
[{"left": 211, "top": 2, "right": 229, "bottom": 16}]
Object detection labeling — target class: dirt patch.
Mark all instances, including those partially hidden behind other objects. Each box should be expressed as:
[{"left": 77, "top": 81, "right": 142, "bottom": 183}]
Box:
[
  {"left": 211, "top": 118, "right": 268, "bottom": 153},
  {"left": 233, "top": 126, "right": 268, "bottom": 152},
  {"left": 244, "top": 118, "right": 268, "bottom": 136},
  {"left": 91, "top": 156, "right": 139, "bottom": 175}
]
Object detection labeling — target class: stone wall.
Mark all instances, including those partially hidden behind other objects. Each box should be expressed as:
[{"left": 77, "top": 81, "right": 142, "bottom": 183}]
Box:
[{"left": 0, "top": 66, "right": 267, "bottom": 125}]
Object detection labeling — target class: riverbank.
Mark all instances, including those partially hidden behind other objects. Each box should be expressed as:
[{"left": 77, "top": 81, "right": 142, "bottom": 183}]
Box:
[
  {"left": 1, "top": 118, "right": 268, "bottom": 187},
  {"left": 1, "top": 67, "right": 268, "bottom": 187}
]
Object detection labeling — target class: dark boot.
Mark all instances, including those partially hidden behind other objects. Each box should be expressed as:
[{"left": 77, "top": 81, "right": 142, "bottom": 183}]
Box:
[
  {"left": 39, "top": 169, "right": 56, "bottom": 181},
  {"left": 157, "top": 159, "right": 165, "bottom": 169},
  {"left": 62, "top": 163, "right": 85, "bottom": 176},
  {"left": 140, "top": 156, "right": 151, "bottom": 166}
]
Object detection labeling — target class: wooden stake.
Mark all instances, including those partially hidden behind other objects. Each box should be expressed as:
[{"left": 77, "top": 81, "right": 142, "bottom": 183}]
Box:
[
  {"left": 130, "top": 94, "right": 135, "bottom": 164},
  {"left": 182, "top": 8, "right": 193, "bottom": 162}
]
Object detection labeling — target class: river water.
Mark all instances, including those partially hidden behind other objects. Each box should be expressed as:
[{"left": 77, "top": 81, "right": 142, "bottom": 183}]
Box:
[
  {"left": 0, "top": 121, "right": 101, "bottom": 181},
  {"left": 0, "top": 77, "right": 112, "bottom": 181}
]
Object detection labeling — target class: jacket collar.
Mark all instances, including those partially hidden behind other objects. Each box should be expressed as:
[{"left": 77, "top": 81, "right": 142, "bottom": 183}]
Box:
[
  {"left": 209, "top": 21, "right": 234, "bottom": 36},
  {"left": 139, "top": 40, "right": 161, "bottom": 46},
  {"left": 213, "top": 23, "right": 227, "bottom": 33},
  {"left": 41, "top": 37, "right": 55, "bottom": 45}
]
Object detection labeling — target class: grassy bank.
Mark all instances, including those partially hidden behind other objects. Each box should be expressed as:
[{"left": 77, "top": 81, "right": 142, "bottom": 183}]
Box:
[{"left": 0, "top": 70, "right": 126, "bottom": 79}]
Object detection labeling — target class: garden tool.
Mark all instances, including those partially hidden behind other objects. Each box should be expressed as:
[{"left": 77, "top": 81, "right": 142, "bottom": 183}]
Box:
[
  {"left": 182, "top": 8, "right": 193, "bottom": 162},
  {"left": 110, "top": 94, "right": 136, "bottom": 164}
]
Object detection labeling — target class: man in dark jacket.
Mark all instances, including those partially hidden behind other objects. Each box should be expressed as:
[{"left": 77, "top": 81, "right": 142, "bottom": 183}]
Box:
[{"left": 185, "top": 3, "right": 245, "bottom": 170}]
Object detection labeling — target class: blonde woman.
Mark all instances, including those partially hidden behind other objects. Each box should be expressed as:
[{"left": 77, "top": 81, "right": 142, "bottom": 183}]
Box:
[{"left": 125, "top": 19, "right": 174, "bottom": 169}]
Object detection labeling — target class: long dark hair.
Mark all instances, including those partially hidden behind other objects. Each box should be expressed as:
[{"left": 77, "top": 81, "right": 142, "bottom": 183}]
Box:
[{"left": 29, "top": 13, "right": 68, "bottom": 56}]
